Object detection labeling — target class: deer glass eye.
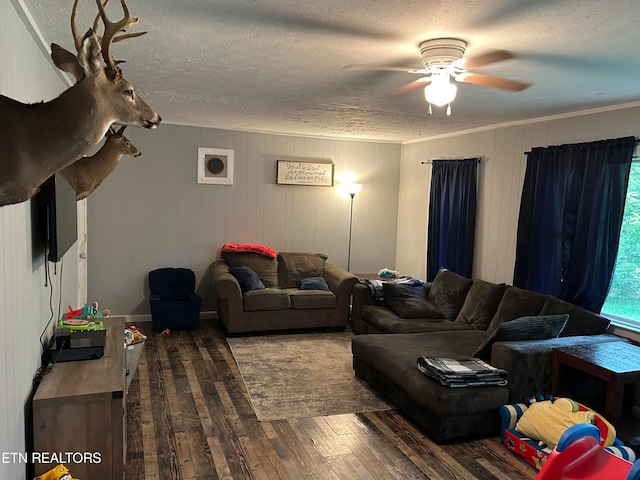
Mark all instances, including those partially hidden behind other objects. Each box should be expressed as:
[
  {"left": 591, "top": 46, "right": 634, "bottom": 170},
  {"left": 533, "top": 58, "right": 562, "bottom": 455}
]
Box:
[{"left": 123, "top": 89, "right": 134, "bottom": 98}]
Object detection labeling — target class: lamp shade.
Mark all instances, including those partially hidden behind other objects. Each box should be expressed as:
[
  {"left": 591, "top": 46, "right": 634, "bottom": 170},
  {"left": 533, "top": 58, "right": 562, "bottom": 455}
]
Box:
[
  {"left": 345, "top": 183, "right": 362, "bottom": 196},
  {"left": 424, "top": 73, "right": 457, "bottom": 107}
]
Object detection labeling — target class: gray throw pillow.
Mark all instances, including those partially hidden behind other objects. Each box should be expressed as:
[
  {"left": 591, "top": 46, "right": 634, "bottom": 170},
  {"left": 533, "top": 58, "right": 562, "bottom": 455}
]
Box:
[
  {"left": 383, "top": 283, "right": 443, "bottom": 319},
  {"left": 229, "top": 266, "right": 266, "bottom": 292},
  {"left": 298, "top": 276, "right": 329, "bottom": 291},
  {"left": 473, "top": 314, "right": 569, "bottom": 361}
]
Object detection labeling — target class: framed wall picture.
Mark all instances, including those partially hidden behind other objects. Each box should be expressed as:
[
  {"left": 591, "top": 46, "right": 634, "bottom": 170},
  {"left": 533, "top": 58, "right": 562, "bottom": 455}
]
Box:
[
  {"left": 197, "top": 147, "right": 234, "bottom": 185},
  {"left": 276, "top": 160, "right": 334, "bottom": 186}
]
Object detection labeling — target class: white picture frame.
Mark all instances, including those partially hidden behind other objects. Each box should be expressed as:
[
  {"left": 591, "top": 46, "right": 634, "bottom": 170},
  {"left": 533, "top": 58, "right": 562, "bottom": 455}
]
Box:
[{"left": 197, "top": 147, "right": 234, "bottom": 185}]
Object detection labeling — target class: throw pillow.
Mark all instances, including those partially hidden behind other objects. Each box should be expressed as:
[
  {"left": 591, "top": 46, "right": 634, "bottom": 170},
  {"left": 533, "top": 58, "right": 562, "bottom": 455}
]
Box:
[
  {"left": 539, "top": 295, "right": 611, "bottom": 337},
  {"left": 426, "top": 269, "right": 473, "bottom": 321},
  {"left": 486, "top": 286, "right": 548, "bottom": 333},
  {"left": 229, "top": 266, "right": 266, "bottom": 292},
  {"left": 222, "top": 251, "right": 279, "bottom": 287},
  {"left": 473, "top": 314, "right": 569, "bottom": 360},
  {"left": 383, "top": 283, "right": 443, "bottom": 319},
  {"left": 454, "top": 279, "right": 507, "bottom": 330},
  {"left": 298, "top": 276, "right": 329, "bottom": 291}
]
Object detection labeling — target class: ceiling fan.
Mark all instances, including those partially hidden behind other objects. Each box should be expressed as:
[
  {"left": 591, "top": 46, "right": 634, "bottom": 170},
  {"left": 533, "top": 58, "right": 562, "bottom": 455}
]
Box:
[{"left": 345, "top": 38, "right": 531, "bottom": 115}]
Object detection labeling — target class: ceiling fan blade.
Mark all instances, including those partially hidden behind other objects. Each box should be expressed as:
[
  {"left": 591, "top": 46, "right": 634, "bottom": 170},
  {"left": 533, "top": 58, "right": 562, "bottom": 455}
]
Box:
[
  {"left": 393, "top": 78, "right": 432, "bottom": 96},
  {"left": 343, "top": 64, "right": 425, "bottom": 74},
  {"left": 461, "top": 72, "right": 530, "bottom": 91},
  {"left": 456, "top": 50, "right": 515, "bottom": 70}
]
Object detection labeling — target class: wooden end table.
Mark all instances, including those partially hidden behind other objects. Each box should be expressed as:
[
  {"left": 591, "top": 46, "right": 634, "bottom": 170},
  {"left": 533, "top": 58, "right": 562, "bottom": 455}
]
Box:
[{"left": 550, "top": 341, "right": 640, "bottom": 427}]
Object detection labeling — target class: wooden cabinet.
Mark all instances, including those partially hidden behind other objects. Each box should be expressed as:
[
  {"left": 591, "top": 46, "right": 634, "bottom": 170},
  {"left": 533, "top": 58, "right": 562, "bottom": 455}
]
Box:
[{"left": 33, "top": 317, "right": 126, "bottom": 480}]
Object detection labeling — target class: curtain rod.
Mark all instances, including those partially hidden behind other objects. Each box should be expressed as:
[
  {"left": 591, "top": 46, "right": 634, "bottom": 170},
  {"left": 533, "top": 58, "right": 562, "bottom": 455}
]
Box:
[
  {"left": 524, "top": 137, "right": 640, "bottom": 156},
  {"left": 421, "top": 157, "right": 481, "bottom": 165}
]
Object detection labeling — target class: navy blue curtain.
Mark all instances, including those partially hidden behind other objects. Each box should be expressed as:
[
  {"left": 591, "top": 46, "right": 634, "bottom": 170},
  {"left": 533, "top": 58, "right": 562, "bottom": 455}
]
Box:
[
  {"left": 513, "top": 136, "right": 635, "bottom": 312},
  {"left": 426, "top": 159, "right": 478, "bottom": 281}
]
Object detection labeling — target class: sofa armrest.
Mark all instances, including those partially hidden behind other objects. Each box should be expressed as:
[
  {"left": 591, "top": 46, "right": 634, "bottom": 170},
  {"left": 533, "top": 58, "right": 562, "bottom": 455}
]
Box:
[
  {"left": 323, "top": 261, "right": 358, "bottom": 325},
  {"left": 210, "top": 260, "right": 244, "bottom": 330},
  {"left": 351, "top": 283, "right": 383, "bottom": 330},
  {"left": 490, "top": 334, "right": 626, "bottom": 403}
]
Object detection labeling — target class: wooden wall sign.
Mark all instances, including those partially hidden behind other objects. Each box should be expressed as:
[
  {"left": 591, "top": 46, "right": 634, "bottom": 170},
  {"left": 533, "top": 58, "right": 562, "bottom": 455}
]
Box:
[{"left": 276, "top": 161, "right": 334, "bottom": 186}]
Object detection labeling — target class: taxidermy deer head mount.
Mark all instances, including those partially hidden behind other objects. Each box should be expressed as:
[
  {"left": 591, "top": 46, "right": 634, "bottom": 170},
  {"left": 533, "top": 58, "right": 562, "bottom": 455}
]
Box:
[
  {"left": 0, "top": 0, "right": 160, "bottom": 207},
  {"left": 59, "top": 126, "right": 140, "bottom": 200}
]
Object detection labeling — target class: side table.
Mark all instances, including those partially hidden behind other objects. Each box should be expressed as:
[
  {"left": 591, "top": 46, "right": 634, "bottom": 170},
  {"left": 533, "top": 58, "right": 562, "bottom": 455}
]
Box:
[{"left": 550, "top": 341, "right": 640, "bottom": 446}]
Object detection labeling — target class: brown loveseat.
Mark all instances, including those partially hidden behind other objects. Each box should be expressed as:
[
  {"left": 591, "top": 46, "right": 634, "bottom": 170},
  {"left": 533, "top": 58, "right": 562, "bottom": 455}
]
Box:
[{"left": 210, "top": 249, "right": 357, "bottom": 334}]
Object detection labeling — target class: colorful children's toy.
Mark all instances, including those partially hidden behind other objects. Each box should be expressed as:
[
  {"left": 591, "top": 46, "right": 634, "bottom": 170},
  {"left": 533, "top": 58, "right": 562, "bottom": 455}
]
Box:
[
  {"left": 63, "top": 302, "right": 103, "bottom": 320},
  {"left": 536, "top": 424, "right": 640, "bottom": 480},
  {"left": 34, "top": 463, "right": 77, "bottom": 480},
  {"left": 499, "top": 397, "right": 636, "bottom": 470}
]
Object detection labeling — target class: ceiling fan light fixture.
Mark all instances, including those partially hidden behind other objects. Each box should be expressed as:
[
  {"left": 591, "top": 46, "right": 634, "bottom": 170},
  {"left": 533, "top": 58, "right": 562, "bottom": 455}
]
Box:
[{"left": 423, "top": 73, "right": 457, "bottom": 107}]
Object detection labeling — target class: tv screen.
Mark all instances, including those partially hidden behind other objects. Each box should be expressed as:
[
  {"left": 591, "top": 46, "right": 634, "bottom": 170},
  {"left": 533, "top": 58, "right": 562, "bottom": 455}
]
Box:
[{"left": 43, "top": 174, "right": 78, "bottom": 263}]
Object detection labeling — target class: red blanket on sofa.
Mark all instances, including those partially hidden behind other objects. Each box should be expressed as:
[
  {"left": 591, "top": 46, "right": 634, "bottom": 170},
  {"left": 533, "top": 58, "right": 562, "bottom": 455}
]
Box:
[{"left": 221, "top": 243, "right": 277, "bottom": 259}]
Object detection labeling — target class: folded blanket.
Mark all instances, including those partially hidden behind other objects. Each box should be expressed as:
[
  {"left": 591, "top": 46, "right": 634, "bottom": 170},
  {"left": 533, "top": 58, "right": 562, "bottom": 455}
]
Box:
[
  {"left": 417, "top": 356, "right": 508, "bottom": 388},
  {"left": 221, "top": 243, "right": 277, "bottom": 259},
  {"left": 361, "top": 276, "right": 424, "bottom": 300}
]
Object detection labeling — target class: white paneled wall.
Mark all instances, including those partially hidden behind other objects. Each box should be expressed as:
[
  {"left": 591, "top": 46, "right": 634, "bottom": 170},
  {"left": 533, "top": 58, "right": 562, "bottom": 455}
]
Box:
[
  {"left": 1, "top": 1, "right": 79, "bottom": 478},
  {"left": 87, "top": 125, "right": 401, "bottom": 314},
  {"left": 397, "top": 106, "right": 640, "bottom": 284}
]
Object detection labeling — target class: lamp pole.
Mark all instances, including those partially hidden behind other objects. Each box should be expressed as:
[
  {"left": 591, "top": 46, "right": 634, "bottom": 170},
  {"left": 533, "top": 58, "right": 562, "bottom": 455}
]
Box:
[
  {"left": 344, "top": 183, "right": 361, "bottom": 272},
  {"left": 347, "top": 192, "right": 355, "bottom": 272}
]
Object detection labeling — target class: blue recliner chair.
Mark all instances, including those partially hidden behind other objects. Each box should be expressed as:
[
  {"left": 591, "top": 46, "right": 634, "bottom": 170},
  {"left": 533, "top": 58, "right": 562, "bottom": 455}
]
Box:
[{"left": 149, "top": 267, "right": 201, "bottom": 331}]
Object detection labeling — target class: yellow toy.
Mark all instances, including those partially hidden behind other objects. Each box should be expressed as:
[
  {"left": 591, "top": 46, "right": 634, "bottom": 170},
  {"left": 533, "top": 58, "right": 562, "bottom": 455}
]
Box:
[{"left": 34, "top": 464, "right": 78, "bottom": 480}]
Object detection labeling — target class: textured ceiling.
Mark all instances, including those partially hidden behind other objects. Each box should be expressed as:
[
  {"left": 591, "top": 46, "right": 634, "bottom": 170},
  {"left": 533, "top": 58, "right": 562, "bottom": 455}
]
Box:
[{"left": 18, "top": 0, "right": 640, "bottom": 142}]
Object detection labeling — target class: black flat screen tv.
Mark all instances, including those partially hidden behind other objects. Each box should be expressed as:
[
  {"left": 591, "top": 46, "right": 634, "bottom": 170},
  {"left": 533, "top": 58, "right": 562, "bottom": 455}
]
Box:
[{"left": 42, "top": 174, "right": 78, "bottom": 263}]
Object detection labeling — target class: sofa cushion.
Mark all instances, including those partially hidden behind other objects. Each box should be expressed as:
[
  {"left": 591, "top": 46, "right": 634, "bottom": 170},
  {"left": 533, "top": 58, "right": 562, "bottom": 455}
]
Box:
[
  {"left": 487, "top": 286, "right": 548, "bottom": 333},
  {"left": 539, "top": 296, "right": 610, "bottom": 337},
  {"left": 243, "top": 288, "right": 291, "bottom": 311},
  {"left": 277, "top": 252, "right": 328, "bottom": 288},
  {"left": 426, "top": 269, "right": 473, "bottom": 321},
  {"left": 229, "top": 266, "right": 266, "bottom": 292},
  {"left": 454, "top": 279, "right": 507, "bottom": 330},
  {"left": 298, "top": 276, "right": 329, "bottom": 291},
  {"left": 383, "top": 283, "right": 443, "bottom": 319},
  {"left": 288, "top": 289, "right": 336, "bottom": 309},
  {"left": 473, "top": 314, "right": 569, "bottom": 360},
  {"left": 361, "top": 305, "right": 473, "bottom": 334},
  {"left": 222, "top": 251, "right": 279, "bottom": 288}
]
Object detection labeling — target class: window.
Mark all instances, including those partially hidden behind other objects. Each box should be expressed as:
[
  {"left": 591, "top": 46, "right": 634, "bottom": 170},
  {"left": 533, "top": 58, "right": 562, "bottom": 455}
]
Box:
[{"left": 601, "top": 161, "right": 640, "bottom": 328}]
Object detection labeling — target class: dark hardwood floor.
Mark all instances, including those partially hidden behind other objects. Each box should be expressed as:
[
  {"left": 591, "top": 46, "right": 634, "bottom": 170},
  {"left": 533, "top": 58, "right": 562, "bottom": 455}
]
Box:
[{"left": 125, "top": 319, "right": 537, "bottom": 480}]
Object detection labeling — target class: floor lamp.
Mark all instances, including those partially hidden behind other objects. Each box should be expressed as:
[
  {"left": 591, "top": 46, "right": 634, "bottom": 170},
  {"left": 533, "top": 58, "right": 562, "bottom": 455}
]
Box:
[{"left": 345, "top": 183, "right": 362, "bottom": 272}]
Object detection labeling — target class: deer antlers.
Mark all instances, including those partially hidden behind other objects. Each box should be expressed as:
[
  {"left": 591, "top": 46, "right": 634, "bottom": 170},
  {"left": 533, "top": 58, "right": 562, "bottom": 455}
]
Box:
[{"left": 70, "top": 0, "right": 146, "bottom": 76}]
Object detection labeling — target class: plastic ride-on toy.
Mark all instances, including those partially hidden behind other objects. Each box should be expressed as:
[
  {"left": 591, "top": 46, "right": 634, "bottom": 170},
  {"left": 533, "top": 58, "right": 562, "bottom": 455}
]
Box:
[
  {"left": 33, "top": 464, "right": 78, "bottom": 480},
  {"left": 536, "top": 424, "right": 640, "bottom": 480}
]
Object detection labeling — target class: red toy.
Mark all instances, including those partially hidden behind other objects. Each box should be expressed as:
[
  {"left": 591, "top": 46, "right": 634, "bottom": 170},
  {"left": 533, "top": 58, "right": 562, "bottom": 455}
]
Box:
[{"left": 537, "top": 424, "right": 640, "bottom": 480}]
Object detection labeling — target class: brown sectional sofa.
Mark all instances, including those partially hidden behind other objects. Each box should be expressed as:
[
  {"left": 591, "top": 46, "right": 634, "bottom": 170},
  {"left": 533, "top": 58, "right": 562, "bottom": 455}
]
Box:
[
  {"left": 210, "top": 250, "right": 357, "bottom": 334},
  {"left": 351, "top": 270, "right": 626, "bottom": 443}
]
